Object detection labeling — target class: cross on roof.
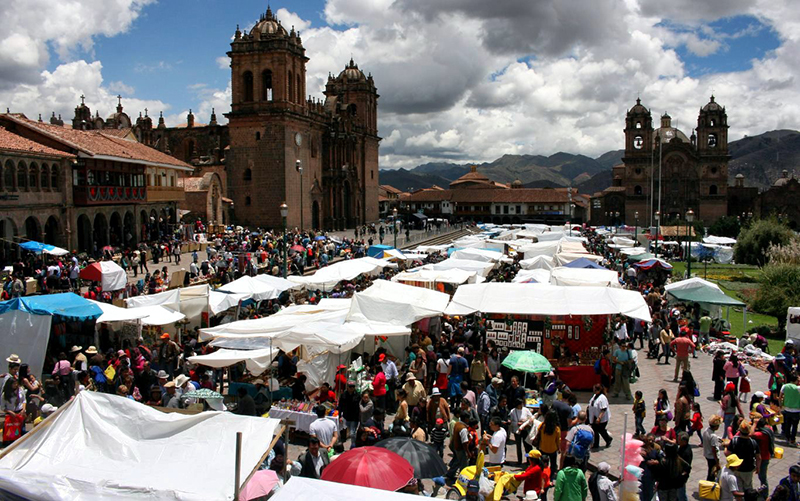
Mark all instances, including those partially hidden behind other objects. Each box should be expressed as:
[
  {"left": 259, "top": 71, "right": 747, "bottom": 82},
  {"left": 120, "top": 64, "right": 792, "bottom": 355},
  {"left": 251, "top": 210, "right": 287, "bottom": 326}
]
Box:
[
  {"left": 117, "top": 95, "right": 122, "bottom": 106},
  {"left": 80, "top": 94, "right": 85, "bottom": 105},
  {"left": 144, "top": 108, "right": 148, "bottom": 116}
]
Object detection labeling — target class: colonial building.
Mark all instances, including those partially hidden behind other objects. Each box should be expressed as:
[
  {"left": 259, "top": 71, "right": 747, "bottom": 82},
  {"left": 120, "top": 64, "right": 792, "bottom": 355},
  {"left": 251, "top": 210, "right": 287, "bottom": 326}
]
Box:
[
  {"left": 378, "top": 184, "right": 406, "bottom": 217},
  {"left": 402, "top": 166, "right": 585, "bottom": 224},
  {"left": 154, "top": 7, "right": 380, "bottom": 230},
  {"left": 592, "top": 96, "right": 730, "bottom": 226},
  {"left": 0, "top": 112, "right": 192, "bottom": 259},
  {"left": 728, "top": 170, "right": 800, "bottom": 229}
]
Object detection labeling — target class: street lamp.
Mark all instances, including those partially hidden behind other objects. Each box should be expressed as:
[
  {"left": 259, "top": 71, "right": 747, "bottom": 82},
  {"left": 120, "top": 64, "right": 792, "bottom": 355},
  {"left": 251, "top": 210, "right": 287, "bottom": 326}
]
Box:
[
  {"left": 280, "top": 202, "right": 288, "bottom": 278},
  {"left": 634, "top": 211, "right": 639, "bottom": 241},
  {"left": 654, "top": 211, "right": 661, "bottom": 257},
  {"left": 296, "top": 160, "right": 303, "bottom": 231},
  {"left": 615, "top": 211, "right": 620, "bottom": 233},
  {"left": 392, "top": 207, "right": 398, "bottom": 248},
  {"left": 686, "top": 208, "right": 694, "bottom": 278}
]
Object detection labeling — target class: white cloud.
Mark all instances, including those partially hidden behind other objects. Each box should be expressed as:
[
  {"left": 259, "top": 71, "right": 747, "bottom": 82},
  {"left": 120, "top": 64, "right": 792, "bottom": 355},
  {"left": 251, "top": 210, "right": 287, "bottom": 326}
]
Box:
[
  {"left": 216, "top": 56, "right": 229, "bottom": 70},
  {"left": 276, "top": 8, "right": 312, "bottom": 32},
  {"left": 107, "top": 81, "right": 135, "bottom": 95}
]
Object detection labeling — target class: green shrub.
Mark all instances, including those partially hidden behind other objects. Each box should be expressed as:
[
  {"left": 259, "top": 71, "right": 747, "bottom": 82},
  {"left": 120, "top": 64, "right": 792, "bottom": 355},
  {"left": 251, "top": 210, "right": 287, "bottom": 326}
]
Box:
[
  {"left": 733, "top": 218, "right": 795, "bottom": 265},
  {"left": 750, "top": 262, "right": 800, "bottom": 331}
]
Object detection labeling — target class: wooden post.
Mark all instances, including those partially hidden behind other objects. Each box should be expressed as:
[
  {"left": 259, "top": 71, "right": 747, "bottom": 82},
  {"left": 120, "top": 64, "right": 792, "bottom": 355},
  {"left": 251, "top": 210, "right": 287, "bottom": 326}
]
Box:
[
  {"left": 234, "top": 431, "right": 242, "bottom": 500},
  {"left": 280, "top": 419, "right": 295, "bottom": 484}
]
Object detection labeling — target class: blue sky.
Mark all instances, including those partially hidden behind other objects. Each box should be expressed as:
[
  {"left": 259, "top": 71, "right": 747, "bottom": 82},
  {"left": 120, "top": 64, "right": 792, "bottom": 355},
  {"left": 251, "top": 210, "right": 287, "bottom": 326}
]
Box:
[{"left": 3, "top": 0, "right": 798, "bottom": 168}]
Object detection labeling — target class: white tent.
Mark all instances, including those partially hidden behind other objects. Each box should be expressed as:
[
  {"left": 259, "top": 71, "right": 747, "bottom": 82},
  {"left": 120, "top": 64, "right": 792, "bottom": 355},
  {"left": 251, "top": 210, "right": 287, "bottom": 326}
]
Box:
[
  {"left": 253, "top": 274, "right": 302, "bottom": 293},
  {"left": 392, "top": 268, "right": 478, "bottom": 287},
  {"left": 664, "top": 276, "right": 722, "bottom": 293},
  {"left": 0, "top": 391, "right": 281, "bottom": 501},
  {"left": 132, "top": 305, "right": 186, "bottom": 326},
  {"left": 289, "top": 256, "right": 396, "bottom": 290},
  {"left": 703, "top": 235, "right": 737, "bottom": 245},
  {"left": 549, "top": 267, "right": 621, "bottom": 288},
  {"left": 188, "top": 346, "right": 279, "bottom": 374},
  {"left": 208, "top": 291, "right": 250, "bottom": 316},
  {"left": 553, "top": 252, "right": 603, "bottom": 267},
  {"left": 126, "top": 288, "right": 180, "bottom": 310},
  {"left": 93, "top": 261, "right": 127, "bottom": 292},
  {"left": 512, "top": 268, "right": 552, "bottom": 284},
  {"left": 271, "top": 477, "right": 420, "bottom": 501},
  {"left": 450, "top": 248, "right": 510, "bottom": 263},
  {"left": 611, "top": 236, "right": 637, "bottom": 247},
  {"left": 417, "top": 258, "right": 495, "bottom": 277},
  {"left": 519, "top": 255, "right": 555, "bottom": 270},
  {"left": 219, "top": 275, "right": 280, "bottom": 301},
  {"left": 89, "top": 299, "right": 151, "bottom": 323},
  {"left": 347, "top": 279, "right": 451, "bottom": 327},
  {"left": 519, "top": 240, "right": 561, "bottom": 258},
  {"left": 445, "top": 282, "right": 652, "bottom": 321}
]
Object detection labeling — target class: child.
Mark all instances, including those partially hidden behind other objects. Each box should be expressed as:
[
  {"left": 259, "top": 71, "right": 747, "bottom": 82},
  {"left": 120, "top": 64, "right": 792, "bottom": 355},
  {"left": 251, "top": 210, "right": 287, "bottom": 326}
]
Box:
[
  {"left": 690, "top": 402, "right": 703, "bottom": 444},
  {"left": 430, "top": 418, "right": 449, "bottom": 458},
  {"left": 739, "top": 372, "right": 751, "bottom": 403},
  {"left": 541, "top": 455, "right": 552, "bottom": 501},
  {"left": 633, "top": 390, "right": 646, "bottom": 437}
]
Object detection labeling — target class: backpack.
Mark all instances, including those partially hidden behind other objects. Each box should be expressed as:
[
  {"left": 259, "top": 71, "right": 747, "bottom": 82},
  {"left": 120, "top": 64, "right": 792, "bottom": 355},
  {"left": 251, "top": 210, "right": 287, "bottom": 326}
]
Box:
[
  {"left": 594, "top": 359, "right": 602, "bottom": 374},
  {"left": 568, "top": 427, "right": 594, "bottom": 460}
]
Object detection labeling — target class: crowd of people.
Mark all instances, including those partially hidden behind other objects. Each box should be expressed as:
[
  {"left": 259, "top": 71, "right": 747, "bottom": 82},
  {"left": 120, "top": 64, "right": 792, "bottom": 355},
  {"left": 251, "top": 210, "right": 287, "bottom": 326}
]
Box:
[{"left": 2, "top": 223, "right": 800, "bottom": 501}]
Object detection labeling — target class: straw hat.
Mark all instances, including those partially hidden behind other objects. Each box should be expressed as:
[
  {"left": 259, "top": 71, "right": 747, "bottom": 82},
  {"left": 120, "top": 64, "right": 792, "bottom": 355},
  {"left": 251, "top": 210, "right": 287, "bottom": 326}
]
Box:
[
  {"left": 406, "top": 372, "right": 416, "bottom": 381},
  {"left": 85, "top": 346, "right": 98, "bottom": 355},
  {"left": 157, "top": 370, "right": 169, "bottom": 379},
  {"left": 5, "top": 354, "right": 21, "bottom": 364},
  {"left": 163, "top": 381, "right": 176, "bottom": 389},
  {"left": 174, "top": 374, "right": 190, "bottom": 388},
  {"left": 70, "top": 345, "right": 83, "bottom": 353}
]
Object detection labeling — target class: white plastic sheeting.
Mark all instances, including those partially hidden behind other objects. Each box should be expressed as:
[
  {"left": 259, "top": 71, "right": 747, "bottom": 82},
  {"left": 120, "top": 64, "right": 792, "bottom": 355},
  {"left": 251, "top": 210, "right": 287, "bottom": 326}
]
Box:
[
  {"left": 664, "top": 277, "right": 722, "bottom": 293},
  {"left": 445, "top": 282, "right": 652, "bottom": 321},
  {"left": 553, "top": 252, "right": 603, "bottom": 267},
  {"left": 208, "top": 291, "right": 250, "bottom": 316},
  {"left": 125, "top": 288, "right": 181, "bottom": 310},
  {"left": 451, "top": 248, "right": 511, "bottom": 263},
  {"left": 347, "top": 279, "right": 451, "bottom": 327},
  {"left": 611, "top": 237, "right": 637, "bottom": 247},
  {"left": 89, "top": 299, "right": 151, "bottom": 323},
  {"left": 253, "top": 274, "right": 301, "bottom": 293},
  {"left": 519, "top": 240, "right": 561, "bottom": 258},
  {"left": 512, "top": 269, "right": 552, "bottom": 284},
  {"left": 703, "top": 235, "right": 737, "bottom": 245},
  {"left": 219, "top": 275, "right": 280, "bottom": 301},
  {"left": 549, "top": 267, "right": 621, "bottom": 288},
  {"left": 519, "top": 255, "right": 555, "bottom": 270},
  {"left": 288, "top": 257, "right": 396, "bottom": 290},
  {"left": 133, "top": 305, "right": 186, "bottom": 326},
  {"left": 392, "top": 268, "right": 478, "bottom": 286},
  {"left": 187, "top": 346, "right": 279, "bottom": 374},
  {"left": 0, "top": 310, "right": 51, "bottom": 378},
  {"left": 98, "top": 261, "right": 127, "bottom": 292},
  {"left": 271, "top": 477, "right": 420, "bottom": 501},
  {"left": 0, "top": 391, "right": 281, "bottom": 501}
]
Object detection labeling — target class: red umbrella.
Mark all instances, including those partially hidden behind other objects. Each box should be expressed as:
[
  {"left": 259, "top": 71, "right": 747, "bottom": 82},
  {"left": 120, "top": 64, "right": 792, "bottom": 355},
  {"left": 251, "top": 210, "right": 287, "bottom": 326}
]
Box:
[
  {"left": 320, "top": 446, "right": 414, "bottom": 491},
  {"left": 290, "top": 244, "right": 306, "bottom": 253}
]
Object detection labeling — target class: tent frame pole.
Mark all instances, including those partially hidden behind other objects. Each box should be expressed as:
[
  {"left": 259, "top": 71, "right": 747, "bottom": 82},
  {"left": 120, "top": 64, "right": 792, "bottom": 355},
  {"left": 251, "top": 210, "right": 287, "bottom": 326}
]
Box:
[{"left": 234, "top": 431, "right": 242, "bottom": 501}]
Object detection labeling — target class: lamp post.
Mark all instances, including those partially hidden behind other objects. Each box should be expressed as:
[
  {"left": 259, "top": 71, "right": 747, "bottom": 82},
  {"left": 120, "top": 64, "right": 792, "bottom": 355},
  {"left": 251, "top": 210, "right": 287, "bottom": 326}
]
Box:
[
  {"left": 686, "top": 208, "right": 694, "bottom": 278},
  {"left": 634, "top": 211, "right": 639, "bottom": 241},
  {"left": 615, "top": 211, "right": 620, "bottom": 233},
  {"left": 295, "top": 160, "right": 303, "bottom": 231},
  {"left": 392, "top": 207, "right": 398, "bottom": 248},
  {"left": 280, "top": 202, "right": 288, "bottom": 278},
  {"left": 654, "top": 211, "right": 660, "bottom": 257}
]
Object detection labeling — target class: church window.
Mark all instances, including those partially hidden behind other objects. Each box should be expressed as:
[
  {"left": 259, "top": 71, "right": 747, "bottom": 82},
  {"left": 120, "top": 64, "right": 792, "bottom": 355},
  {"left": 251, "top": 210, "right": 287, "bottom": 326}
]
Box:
[
  {"left": 710, "top": 119, "right": 715, "bottom": 127},
  {"left": 29, "top": 162, "right": 38, "bottom": 190},
  {"left": 634, "top": 185, "right": 643, "bottom": 195},
  {"left": 350, "top": 104, "right": 357, "bottom": 117},
  {"left": 709, "top": 185, "right": 718, "bottom": 195},
  {"left": 671, "top": 179, "right": 679, "bottom": 192},
  {"left": 41, "top": 165, "right": 49, "bottom": 189},
  {"left": 262, "top": 70, "right": 273, "bottom": 101},
  {"left": 3, "top": 160, "right": 14, "bottom": 191},
  {"left": 633, "top": 135, "right": 643, "bottom": 149},
  {"left": 635, "top": 168, "right": 642, "bottom": 175},
  {"left": 707, "top": 133, "right": 717, "bottom": 148},
  {"left": 244, "top": 168, "right": 252, "bottom": 181},
  {"left": 245, "top": 196, "right": 251, "bottom": 206},
  {"left": 635, "top": 121, "right": 642, "bottom": 129},
  {"left": 255, "top": 132, "right": 261, "bottom": 141},
  {"left": 371, "top": 170, "right": 373, "bottom": 180},
  {"left": 710, "top": 166, "right": 718, "bottom": 175},
  {"left": 297, "top": 74, "right": 302, "bottom": 104},
  {"left": 243, "top": 71, "right": 254, "bottom": 102},
  {"left": 503, "top": 205, "right": 509, "bottom": 214},
  {"left": 288, "top": 70, "right": 294, "bottom": 102}
]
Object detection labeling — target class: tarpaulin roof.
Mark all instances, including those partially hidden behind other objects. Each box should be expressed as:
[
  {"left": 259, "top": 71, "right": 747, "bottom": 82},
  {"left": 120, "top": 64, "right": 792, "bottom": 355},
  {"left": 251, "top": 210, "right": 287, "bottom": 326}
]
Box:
[
  {"left": 0, "top": 391, "right": 281, "bottom": 501},
  {"left": 0, "top": 293, "right": 102, "bottom": 321},
  {"left": 512, "top": 269, "right": 552, "bottom": 284},
  {"left": 417, "top": 258, "right": 495, "bottom": 277},
  {"left": 519, "top": 255, "right": 555, "bottom": 270},
  {"left": 703, "top": 235, "right": 736, "bottom": 245},
  {"left": 218, "top": 275, "right": 280, "bottom": 301},
  {"left": 271, "top": 477, "right": 420, "bottom": 501},
  {"left": 79, "top": 261, "right": 127, "bottom": 291},
  {"left": 289, "top": 257, "right": 396, "bottom": 290},
  {"left": 549, "top": 267, "right": 621, "bottom": 288},
  {"left": 664, "top": 277, "right": 744, "bottom": 306},
  {"left": 392, "top": 268, "right": 477, "bottom": 286},
  {"left": 18, "top": 240, "right": 69, "bottom": 256},
  {"left": 347, "top": 279, "right": 451, "bottom": 326},
  {"left": 445, "top": 282, "right": 652, "bottom": 321},
  {"left": 88, "top": 299, "right": 151, "bottom": 323},
  {"left": 563, "top": 257, "right": 606, "bottom": 270},
  {"left": 634, "top": 258, "right": 673, "bottom": 270},
  {"left": 450, "top": 248, "right": 510, "bottom": 263},
  {"left": 188, "top": 346, "right": 279, "bottom": 374}
]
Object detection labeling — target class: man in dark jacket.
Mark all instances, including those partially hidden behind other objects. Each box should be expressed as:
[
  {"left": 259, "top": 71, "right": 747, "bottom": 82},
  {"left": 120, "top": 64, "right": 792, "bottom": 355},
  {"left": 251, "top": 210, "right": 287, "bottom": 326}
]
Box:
[
  {"left": 771, "top": 465, "right": 800, "bottom": 501},
  {"left": 235, "top": 387, "right": 257, "bottom": 416},
  {"left": 338, "top": 381, "right": 361, "bottom": 449},
  {"left": 297, "top": 437, "right": 329, "bottom": 479}
]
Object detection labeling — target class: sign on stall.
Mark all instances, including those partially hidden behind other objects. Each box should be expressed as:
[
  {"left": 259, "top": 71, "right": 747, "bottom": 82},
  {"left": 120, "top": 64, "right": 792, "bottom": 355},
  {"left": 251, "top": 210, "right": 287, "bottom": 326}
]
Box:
[{"left": 486, "top": 319, "right": 544, "bottom": 352}]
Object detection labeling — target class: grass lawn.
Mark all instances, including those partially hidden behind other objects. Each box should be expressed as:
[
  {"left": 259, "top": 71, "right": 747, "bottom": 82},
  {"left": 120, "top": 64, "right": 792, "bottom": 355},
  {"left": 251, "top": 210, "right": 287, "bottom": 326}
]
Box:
[{"left": 666, "top": 261, "right": 782, "bottom": 349}]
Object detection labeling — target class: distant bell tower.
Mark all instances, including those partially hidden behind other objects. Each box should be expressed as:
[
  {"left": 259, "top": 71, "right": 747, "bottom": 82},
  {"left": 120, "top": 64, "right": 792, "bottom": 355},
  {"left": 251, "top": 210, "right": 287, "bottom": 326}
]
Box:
[
  {"left": 696, "top": 95, "right": 728, "bottom": 154},
  {"left": 623, "top": 97, "right": 653, "bottom": 155}
]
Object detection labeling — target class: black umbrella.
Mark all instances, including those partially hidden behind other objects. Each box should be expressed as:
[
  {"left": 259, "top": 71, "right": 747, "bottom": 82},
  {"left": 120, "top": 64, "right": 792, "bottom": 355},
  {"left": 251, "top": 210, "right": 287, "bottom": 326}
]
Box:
[{"left": 374, "top": 436, "right": 447, "bottom": 479}]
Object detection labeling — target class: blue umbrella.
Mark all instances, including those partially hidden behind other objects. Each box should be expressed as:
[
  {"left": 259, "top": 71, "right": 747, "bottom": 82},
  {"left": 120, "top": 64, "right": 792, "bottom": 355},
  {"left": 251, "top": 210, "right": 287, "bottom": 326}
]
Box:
[{"left": 315, "top": 235, "right": 327, "bottom": 241}]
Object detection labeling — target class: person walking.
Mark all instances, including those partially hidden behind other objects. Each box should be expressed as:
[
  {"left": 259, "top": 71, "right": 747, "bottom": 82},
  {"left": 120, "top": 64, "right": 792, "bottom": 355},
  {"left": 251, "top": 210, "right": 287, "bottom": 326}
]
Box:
[
  {"left": 781, "top": 373, "right": 800, "bottom": 447},
  {"left": 553, "top": 455, "right": 588, "bottom": 501},
  {"left": 588, "top": 384, "right": 612, "bottom": 450},
  {"left": 720, "top": 382, "right": 744, "bottom": 435},
  {"left": 670, "top": 331, "right": 696, "bottom": 382},
  {"left": 658, "top": 323, "right": 674, "bottom": 365},
  {"left": 725, "top": 420, "right": 759, "bottom": 491},
  {"left": 702, "top": 415, "right": 723, "bottom": 481},
  {"left": 712, "top": 351, "right": 727, "bottom": 401},
  {"left": 611, "top": 340, "right": 633, "bottom": 400}
]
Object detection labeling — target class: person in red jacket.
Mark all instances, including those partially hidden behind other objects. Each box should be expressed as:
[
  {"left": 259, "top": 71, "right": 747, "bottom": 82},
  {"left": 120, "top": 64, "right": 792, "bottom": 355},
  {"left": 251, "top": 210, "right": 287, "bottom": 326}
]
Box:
[
  {"left": 372, "top": 366, "right": 387, "bottom": 412},
  {"left": 514, "top": 449, "right": 545, "bottom": 494}
]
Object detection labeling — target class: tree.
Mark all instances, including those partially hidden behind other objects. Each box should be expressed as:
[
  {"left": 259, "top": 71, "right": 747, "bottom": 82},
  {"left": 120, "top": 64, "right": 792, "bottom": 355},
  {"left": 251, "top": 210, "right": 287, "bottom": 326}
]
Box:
[
  {"left": 750, "top": 263, "right": 800, "bottom": 332},
  {"left": 733, "top": 218, "right": 795, "bottom": 265},
  {"left": 708, "top": 216, "right": 740, "bottom": 238}
]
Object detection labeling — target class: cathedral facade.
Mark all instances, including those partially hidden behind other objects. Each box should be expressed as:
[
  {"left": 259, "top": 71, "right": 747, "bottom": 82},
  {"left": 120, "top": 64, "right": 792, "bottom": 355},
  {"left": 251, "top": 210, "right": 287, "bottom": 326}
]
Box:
[
  {"left": 592, "top": 96, "right": 730, "bottom": 227},
  {"left": 153, "top": 7, "right": 380, "bottom": 230}
]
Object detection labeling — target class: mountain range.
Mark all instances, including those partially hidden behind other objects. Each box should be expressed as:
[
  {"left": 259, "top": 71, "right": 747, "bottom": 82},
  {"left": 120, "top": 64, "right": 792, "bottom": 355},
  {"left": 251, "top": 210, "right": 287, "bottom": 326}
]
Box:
[{"left": 379, "top": 129, "right": 800, "bottom": 194}]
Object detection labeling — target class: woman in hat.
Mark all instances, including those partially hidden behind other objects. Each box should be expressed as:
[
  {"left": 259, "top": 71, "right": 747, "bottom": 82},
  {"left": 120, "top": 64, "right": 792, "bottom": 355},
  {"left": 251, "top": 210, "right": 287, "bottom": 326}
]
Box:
[
  {"left": 720, "top": 382, "right": 744, "bottom": 433},
  {"left": 514, "top": 449, "right": 545, "bottom": 495}
]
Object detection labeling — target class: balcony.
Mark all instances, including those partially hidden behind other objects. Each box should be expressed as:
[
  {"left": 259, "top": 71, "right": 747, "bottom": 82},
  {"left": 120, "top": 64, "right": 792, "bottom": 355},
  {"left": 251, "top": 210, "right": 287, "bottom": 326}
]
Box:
[
  {"left": 147, "top": 185, "right": 185, "bottom": 203},
  {"left": 73, "top": 185, "right": 147, "bottom": 206}
]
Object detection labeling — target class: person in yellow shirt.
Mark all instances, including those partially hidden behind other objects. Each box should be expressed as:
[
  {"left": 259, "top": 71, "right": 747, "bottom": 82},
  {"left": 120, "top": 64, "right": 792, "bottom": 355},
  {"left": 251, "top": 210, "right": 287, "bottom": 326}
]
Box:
[
  {"left": 33, "top": 403, "right": 57, "bottom": 426},
  {"left": 537, "top": 410, "right": 562, "bottom": 477}
]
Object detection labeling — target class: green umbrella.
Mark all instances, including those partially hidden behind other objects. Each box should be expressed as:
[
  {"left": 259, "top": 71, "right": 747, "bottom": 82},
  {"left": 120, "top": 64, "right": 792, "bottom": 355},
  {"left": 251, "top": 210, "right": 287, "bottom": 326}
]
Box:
[
  {"left": 182, "top": 388, "right": 223, "bottom": 400},
  {"left": 501, "top": 350, "right": 552, "bottom": 373}
]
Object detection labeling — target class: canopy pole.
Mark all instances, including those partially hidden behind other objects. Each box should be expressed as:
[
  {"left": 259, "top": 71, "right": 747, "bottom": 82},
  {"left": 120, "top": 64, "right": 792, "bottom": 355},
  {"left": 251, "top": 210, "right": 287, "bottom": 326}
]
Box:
[
  {"left": 268, "top": 337, "right": 273, "bottom": 411},
  {"left": 743, "top": 307, "right": 747, "bottom": 336},
  {"left": 234, "top": 431, "right": 242, "bottom": 500},
  {"left": 620, "top": 412, "right": 628, "bottom": 480}
]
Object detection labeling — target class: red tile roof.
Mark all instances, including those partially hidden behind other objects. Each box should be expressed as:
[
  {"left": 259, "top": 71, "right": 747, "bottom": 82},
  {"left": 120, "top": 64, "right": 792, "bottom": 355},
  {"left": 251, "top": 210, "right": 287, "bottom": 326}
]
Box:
[
  {"left": 404, "top": 187, "right": 575, "bottom": 204},
  {"left": 0, "top": 126, "right": 74, "bottom": 159},
  {"left": 380, "top": 184, "right": 403, "bottom": 194},
  {"left": 0, "top": 115, "right": 192, "bottom": 170}
]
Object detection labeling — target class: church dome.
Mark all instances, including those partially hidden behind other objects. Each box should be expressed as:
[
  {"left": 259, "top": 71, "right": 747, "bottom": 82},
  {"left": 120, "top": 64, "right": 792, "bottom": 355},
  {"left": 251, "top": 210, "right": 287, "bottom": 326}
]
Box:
[
  {"left": 337, "top": 58, "right": 367, "bottom": 82},
  {"left": 250, "top": 7, "right": 288, "bottom": 37},
  {"left": 629, "top": 97, "right": 648, "bottom": 114},
  {"left": 774, "top": 170, "right": 792, "bottom": 187},
  {"left": 702, "top": 95, "right": 722, "bottom": 112}
]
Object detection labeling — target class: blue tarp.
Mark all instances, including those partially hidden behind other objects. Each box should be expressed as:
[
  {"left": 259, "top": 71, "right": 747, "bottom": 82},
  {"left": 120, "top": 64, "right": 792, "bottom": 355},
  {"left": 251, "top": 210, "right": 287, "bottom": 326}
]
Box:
[
  {"left": 0, "top": 293, "right": 102, "bottom": 322},
  {"left": 366, "top": 244, "right": 393, "bottom": 258},
  {"left": 18, "top": 240, "right": 68, "bottom": 255},
  {"left": 563, "top": 257, "right": 607, "bottom": 270}
]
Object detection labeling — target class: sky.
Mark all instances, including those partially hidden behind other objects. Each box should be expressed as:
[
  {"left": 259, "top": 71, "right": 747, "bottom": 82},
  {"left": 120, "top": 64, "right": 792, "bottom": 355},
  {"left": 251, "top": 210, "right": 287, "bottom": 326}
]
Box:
[{"left": 0, "top": 0, "right": 797, "bottom": 171}]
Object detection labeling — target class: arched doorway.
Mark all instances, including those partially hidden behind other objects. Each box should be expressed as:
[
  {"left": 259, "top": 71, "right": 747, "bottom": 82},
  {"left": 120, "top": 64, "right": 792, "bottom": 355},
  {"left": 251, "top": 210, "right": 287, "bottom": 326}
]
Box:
[
  {"left": 109, "top": 212, "right": 122, "bottom": 247},
  {"left": 312, "top": 200, "right": 320, "bottom": 230},
  {"left": 77, "top": 214, "right": 92, "bottom": 253},
  {"left": 93, "top": 213, "right": 109, "bottom": 248},
  {"left": 123, "top": 212, "right": 135, "bottom": 247},
  {"left": 149, "top": 209, "right": 158, "bottom": 240},
  {"left": 44, "top": 216, "right": 60, "bottom": 246},
  {"left": 24, "top": 216, "right": 40, "bottom": 242},
  {"left": 0, "top": 218, "right": 18, "bottom": 265}
]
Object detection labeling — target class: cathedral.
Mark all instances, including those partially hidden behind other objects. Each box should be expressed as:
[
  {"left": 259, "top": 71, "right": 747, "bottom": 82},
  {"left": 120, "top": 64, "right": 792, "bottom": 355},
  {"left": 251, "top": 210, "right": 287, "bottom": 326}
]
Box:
[
  {"left": 149, "top": 6, "right": 380, "bottom": 230},
  {"left": 592, "top": 96, "right": 730, "bottom": 227}
]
